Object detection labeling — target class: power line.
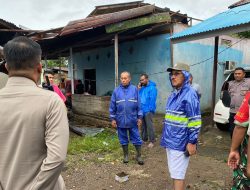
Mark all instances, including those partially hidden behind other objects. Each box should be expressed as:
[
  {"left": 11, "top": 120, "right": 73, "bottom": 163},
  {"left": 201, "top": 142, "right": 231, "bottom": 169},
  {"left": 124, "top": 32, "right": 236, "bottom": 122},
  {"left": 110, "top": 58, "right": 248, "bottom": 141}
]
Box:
[
  {"left": 145, "top": 36, "right": 246, "bottom": 77},
  {"left": 190, "top": 37, "right": 245, "bottom": 67}
]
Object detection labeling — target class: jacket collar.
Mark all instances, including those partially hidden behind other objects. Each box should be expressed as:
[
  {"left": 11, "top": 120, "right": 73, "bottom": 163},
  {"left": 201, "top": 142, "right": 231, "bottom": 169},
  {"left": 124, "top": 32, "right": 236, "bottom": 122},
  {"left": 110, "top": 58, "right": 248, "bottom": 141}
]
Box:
[
  {"left": 120, "top": 82, "right": 131, "bottom": 89},
  {"left": 6, "top": 77, "right": 37, "bottom": 87}
]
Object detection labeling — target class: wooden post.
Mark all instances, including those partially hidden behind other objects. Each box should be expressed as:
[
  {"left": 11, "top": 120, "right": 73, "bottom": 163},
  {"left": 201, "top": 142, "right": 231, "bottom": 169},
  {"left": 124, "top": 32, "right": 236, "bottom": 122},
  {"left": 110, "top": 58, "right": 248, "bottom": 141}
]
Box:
[
  {"left": 114, "top": 34, "right": 119, "bottom": 88},
  {"left": 70, "top": 47, "right": 74, "bottom": 95},
  {"left": 212, "top": 36, "right": 219, "bottom": 126},
  {"left": 170, "top": 26, "right": 174, "bottom": 67},
  {"left": 44, "top": 56, "right": 48, "bottom": 70},
  {"left": 190, "top": 18, "right": 193, "bottom": 26},
  {"left": 59, "top": 57, "right": 62, "bottom": 83}
]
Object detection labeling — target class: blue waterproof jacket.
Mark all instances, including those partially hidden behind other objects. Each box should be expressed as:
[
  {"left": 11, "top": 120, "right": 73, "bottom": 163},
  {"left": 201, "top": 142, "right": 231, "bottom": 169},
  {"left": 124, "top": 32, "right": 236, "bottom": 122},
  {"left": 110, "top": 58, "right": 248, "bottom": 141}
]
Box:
[
  {"left": 139, "top": 80, "right": 157, "bottom": 115},
  {"left": 160, "top": 71, "right": 201, "bottom": 151},
  {"left": 109, "top": 83, "right": 143, "bottom": 128}
]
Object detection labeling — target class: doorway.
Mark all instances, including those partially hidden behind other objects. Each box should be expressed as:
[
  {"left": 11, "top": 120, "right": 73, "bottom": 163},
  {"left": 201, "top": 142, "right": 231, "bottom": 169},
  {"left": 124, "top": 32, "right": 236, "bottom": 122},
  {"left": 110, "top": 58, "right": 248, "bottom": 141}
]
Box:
[{"left": 84, "top": 69, "right": 96, "bottom": 95}]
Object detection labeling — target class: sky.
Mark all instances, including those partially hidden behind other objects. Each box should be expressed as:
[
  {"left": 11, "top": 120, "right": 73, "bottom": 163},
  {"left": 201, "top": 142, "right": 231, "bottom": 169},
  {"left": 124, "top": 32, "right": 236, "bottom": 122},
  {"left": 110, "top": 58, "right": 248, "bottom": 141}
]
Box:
[{"left": 0, "top": 0, "right": 237, "bottom": 30}]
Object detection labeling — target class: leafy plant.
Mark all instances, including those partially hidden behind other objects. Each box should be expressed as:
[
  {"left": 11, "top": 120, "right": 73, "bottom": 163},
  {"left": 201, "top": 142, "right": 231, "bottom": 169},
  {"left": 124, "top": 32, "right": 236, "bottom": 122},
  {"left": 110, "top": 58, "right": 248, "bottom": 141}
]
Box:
[{"left": 42, "top": 57, "right": 68, "bottom": 68}]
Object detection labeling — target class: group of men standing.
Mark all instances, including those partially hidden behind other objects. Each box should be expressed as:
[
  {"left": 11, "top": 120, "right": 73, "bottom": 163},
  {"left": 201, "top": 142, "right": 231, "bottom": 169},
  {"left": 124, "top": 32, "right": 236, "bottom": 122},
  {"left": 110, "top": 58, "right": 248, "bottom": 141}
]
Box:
[
  {"left": 109, "top": 63, "right": 201, "bottom": 190},
  {"left": 0, "top": 36, "right": 202, "bottom": 190}
]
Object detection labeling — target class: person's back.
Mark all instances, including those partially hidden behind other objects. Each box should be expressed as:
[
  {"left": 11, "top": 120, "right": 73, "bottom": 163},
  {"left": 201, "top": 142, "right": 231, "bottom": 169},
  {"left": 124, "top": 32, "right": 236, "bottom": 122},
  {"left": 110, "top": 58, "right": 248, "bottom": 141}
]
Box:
[
  {"left": 0, "top": 36, "right": 69, "bottom": 190},
  {"left": 0, "top": 78, "right": 68, "bottom": 189}
]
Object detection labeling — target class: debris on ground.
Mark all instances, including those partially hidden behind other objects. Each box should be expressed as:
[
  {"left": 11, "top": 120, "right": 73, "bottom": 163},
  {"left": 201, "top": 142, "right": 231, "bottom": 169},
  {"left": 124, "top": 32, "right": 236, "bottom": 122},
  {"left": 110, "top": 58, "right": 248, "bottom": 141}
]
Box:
[
  {"left": 69, "top": 124, "right": 104, "bottom": 136},
  {"left": 215, "top": 135, "right": 223, "bottom": 140},
  {"left": 115, "top": 172, "right": 129, "bottom": 183}
]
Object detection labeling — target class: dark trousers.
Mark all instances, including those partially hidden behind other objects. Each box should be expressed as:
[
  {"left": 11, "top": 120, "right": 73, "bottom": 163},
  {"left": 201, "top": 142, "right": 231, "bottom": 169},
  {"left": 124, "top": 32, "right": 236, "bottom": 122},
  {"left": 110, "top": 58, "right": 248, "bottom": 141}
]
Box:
[
  {"left": 229, "top": 112, "right": 236, "bottom": 138},
  {"left": 117, "top": 127, "right": 142, "bottom": 145},
  {"left": 142, "top": 112, "right": 155, "bottom": 142}
]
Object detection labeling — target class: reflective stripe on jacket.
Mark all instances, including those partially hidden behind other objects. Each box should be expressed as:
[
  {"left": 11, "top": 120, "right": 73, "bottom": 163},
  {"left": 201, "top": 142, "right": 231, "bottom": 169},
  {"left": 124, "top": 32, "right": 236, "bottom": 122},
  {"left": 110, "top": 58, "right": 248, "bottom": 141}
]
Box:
[
  {"left": 109, "top": 83, "right": 143, "bottom": 128},
  {"left": 161, "top": 71, "right": 201, "bottom": 151}
]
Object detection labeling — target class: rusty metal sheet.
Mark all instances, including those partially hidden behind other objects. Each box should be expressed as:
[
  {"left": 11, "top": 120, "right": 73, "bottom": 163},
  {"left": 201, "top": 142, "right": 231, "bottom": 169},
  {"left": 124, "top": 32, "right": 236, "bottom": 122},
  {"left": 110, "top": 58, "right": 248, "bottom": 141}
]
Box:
[
  {"left": 229, "top": 0, "right": 250, "bottom": 8},
  {"left": 60, "top": 5, "right": 155, "bottom": 36}
]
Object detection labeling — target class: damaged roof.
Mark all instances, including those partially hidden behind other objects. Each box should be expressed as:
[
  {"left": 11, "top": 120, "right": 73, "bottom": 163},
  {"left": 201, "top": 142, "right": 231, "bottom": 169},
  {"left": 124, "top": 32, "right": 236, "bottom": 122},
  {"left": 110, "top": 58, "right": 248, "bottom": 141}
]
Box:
[
  {"left": 60, "top": 5, "right": 156, "bottom": 36},
  {"left": 28, "top": 2, "right": 188, "bottom": 58},
  {"left": 88, "top": 1, "right": 146, "bottom": 16},
  {"left": 229, "top": 0, "right": 250, "bottom": 8},
  {"left": 0, "top": 19, "right": 20, "bottom": 30},
  {"left": 0, "top": 18, "right": 22, "bottom": 46}
]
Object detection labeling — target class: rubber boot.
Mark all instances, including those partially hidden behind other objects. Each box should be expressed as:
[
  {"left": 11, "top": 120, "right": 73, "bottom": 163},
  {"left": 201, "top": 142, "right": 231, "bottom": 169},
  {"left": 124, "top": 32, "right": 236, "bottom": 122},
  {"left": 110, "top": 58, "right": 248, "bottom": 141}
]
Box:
[
  {"left": 122, "top": 145, "right": 129, "bottom": 163},
  {"left": 135, "top": 145, "right": 144, "bottom": 165}
]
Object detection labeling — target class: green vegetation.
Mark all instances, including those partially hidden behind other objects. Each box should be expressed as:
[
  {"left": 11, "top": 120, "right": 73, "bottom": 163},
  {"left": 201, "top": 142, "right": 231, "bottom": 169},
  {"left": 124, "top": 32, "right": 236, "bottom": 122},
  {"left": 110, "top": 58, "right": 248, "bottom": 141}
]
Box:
[
  {"left": 238, "top": 31, "right": 250, "bottom": 38},
  {"left": 106, "top": 13, "right": 171, "bottom": 33},
  {"left": 68, "top": 129, "right": 120, "bottom": 155},
  {"left": 42, "top": 57, "right": 68, "bottom": 68},
  {"left": 231, "top": 31, "right": 250, "bottom": 39},
  {"left": 67, "top": 129, "right": 133, "bottom": 163}
]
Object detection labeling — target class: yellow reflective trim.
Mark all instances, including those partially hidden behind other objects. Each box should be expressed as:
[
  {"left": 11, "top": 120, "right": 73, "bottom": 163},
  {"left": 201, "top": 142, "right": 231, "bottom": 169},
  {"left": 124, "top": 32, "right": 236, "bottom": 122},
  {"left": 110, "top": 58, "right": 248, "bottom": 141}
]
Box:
[
  {"left": 165, "top": 114, "right": 188, "bottom": 123},
  {"left": 188, "top": 121, "right": 201, "bottom": 128}
]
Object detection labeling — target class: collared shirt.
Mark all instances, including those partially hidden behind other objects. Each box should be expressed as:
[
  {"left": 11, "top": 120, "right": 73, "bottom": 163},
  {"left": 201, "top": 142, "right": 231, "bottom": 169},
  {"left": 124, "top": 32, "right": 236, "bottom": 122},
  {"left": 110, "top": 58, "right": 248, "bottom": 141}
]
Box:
[
  {"left": 228, "top": 78, "right": 250, "bottom": 113},
  {"left": 0, "top": 77, "right": 69, "bottom": 190}
]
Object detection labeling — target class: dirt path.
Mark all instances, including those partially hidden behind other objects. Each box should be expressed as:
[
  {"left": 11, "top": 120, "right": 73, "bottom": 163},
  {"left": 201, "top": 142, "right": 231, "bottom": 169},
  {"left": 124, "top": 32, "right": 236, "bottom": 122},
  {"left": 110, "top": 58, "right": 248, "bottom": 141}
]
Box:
[{"left": 62, "top": 126, "right": 233, "bottom": 190}]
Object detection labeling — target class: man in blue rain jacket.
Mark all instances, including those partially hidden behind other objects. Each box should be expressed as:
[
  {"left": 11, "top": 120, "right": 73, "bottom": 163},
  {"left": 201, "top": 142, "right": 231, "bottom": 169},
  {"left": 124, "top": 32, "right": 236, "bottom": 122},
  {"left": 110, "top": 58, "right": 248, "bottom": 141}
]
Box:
[
  {"left": 161, "top": 63, "right": 201, "bottom": 190},
  {"left": 109, "top": 71, "right": 144, "bottom": 165},
  {"left": 138, "top": 73, "right": 157, "bottom": 148}
]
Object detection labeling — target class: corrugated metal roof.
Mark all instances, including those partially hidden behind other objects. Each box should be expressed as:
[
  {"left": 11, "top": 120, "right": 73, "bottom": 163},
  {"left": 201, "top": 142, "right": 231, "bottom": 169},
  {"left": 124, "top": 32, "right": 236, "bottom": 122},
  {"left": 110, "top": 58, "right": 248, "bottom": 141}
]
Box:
[
  {"left": 0, "top": 18, "right": 20, "bottom": 29},
  {"left": 171, "top": 3, "right": 250, "bottom": 40},
  {"left": 60, "top": 5, "right": 155, "bottom": 36},
  {"left": 88, "top": 1, "right": 144, "bottom": 17},
  {"left": 229, "top": 0, "right": 250, "bottom": 8}
]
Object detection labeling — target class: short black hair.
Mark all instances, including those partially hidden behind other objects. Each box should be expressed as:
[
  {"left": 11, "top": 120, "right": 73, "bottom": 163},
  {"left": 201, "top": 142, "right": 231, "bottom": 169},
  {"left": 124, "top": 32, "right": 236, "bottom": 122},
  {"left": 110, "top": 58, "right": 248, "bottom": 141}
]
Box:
[
  {"left": 3, "top": 36, "right": 41, "bottom": 71},
  {"left": 234, "top": 67, "right": 245, "bottom": 72},
  {"left": 43, "top": 70, "right": 54, "bottom": 76},
  {"left": 140, "top": 73, "right": 148, "bottom": 79}
]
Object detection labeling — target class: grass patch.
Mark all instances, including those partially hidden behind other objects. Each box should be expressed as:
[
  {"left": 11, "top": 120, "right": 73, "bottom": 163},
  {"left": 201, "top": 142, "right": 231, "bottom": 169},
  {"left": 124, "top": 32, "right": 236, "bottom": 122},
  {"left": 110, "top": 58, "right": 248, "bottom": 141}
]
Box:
[
  {"left": 68, "top": 129, "right": 121, "bottom": 155},
  {"left": 67, "top": 129, "right": 140, "bottom": 163}
]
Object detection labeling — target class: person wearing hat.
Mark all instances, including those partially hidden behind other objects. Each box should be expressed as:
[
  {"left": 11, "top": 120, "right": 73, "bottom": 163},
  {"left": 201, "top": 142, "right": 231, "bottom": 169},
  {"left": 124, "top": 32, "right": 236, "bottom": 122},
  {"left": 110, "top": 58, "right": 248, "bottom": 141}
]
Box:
[{"left": 161, "top": 63, "right": 201, "bottom": 190}]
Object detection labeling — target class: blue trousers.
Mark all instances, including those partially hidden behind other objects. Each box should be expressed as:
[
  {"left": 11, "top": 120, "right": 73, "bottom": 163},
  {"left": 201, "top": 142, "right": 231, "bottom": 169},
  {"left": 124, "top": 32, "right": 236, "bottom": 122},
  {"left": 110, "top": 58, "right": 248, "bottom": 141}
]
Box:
[{"left": 117, "top": 127, "right": 142, "bottom": 145}]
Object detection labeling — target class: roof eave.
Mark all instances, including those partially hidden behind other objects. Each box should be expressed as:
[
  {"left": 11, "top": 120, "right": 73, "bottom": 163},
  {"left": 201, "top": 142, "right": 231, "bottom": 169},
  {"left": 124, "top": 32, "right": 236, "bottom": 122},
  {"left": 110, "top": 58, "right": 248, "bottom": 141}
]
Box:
[{"left": 171, "top": 23, "right": 250, "bottom": 44}]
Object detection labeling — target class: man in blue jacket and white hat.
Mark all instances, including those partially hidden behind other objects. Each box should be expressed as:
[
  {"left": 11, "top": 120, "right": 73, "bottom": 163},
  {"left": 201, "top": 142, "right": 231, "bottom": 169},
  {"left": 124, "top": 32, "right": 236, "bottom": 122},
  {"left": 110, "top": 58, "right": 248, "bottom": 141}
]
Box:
[
  {"left": 109, "top": 71, "right": 144, "bottom": 165},
  {"left": 138, "top": 73, "right": 157, "bottom": 148},
  {"left": 161, "top": 63, "right": 201, "bottom": 190}
]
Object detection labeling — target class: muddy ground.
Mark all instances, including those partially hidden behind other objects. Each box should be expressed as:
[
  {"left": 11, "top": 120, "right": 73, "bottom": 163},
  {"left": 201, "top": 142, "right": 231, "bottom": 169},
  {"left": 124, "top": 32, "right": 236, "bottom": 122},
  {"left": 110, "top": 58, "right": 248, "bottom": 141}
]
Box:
[{"left": 62, "top": 124, "right": 234, "bottom": 190}]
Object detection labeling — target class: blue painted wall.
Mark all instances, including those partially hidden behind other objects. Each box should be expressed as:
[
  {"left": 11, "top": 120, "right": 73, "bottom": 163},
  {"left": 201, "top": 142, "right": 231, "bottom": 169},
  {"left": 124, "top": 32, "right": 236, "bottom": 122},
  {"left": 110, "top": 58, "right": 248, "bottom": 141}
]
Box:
[
  {"left": 173, "top": 41, "right": 247, "bottom": 111},
  {"left": 72, "top": 34, "right": 248, "bottom": 113},
  {"left": 73, "top": 34, "right": 172, "bottom": 113}
]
